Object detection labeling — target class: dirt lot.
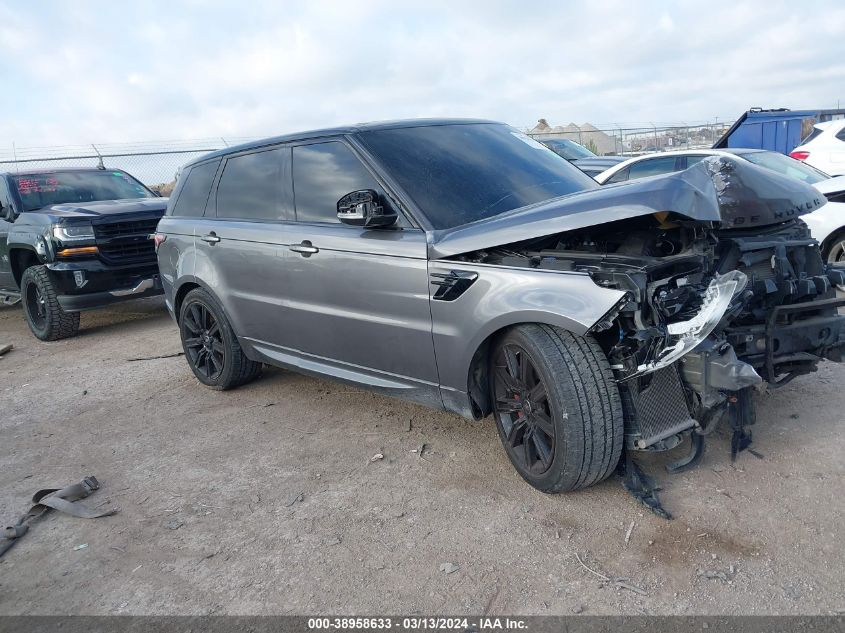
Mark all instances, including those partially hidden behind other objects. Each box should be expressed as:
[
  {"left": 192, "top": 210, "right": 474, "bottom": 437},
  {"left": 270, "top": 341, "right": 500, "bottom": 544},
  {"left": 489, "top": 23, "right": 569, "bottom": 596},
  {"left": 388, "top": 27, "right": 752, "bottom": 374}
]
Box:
[{"left": 0, "top": 298, "right": 843, "bottom": 616}]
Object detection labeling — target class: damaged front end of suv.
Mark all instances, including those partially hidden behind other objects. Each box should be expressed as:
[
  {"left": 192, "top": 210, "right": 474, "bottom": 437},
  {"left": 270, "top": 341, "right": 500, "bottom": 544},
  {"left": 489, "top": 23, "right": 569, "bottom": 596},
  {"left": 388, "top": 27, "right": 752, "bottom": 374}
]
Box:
[{"left": 440, "top": 156, "right": 845, "bottom": 509}]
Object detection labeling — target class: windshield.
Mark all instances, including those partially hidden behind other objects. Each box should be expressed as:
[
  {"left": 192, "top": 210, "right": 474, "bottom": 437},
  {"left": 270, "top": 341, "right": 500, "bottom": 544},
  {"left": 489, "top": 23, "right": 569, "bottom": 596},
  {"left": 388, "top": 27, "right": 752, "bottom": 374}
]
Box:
[
  {"left": 539, "top": 138, "right": 596, "bottom": 160},
  {"left": 12, "top": 170, "right": 155, "bottom": 211},
  {"left": 358, "top": 123, "right": 598, "bottom": 230},
  {"left": 739, "top": 151, "right": 829, "bottom": 184}
]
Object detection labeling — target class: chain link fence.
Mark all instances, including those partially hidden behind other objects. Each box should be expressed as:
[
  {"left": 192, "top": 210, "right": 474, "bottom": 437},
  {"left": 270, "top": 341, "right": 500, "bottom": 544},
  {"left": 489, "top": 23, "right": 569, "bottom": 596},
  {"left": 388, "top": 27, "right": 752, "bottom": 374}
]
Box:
[
  {"left": 526, "top": 122, "right": 728, "bottom": 156},
  {"left": 0, "top": 138, "right": 259, "bottom": 194},
  {"left": 0, "top": 122, "right": 730, "bottom": 196}
]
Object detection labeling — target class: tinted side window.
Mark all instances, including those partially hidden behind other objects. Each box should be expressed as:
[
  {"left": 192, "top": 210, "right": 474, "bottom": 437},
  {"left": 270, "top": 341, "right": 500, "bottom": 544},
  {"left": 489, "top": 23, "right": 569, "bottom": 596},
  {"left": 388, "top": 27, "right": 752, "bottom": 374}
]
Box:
[
  {"left": 169, "top": 160, "right": 220, "bottom": 217},
  {"left": 605, "top": 168, "right": 629, "bottom": 183},
  {"left": 627, "top": 156, "right": 679, "bottom": 180},
  {"left": 292, "top": 141, "right": 380, "bottom": 224},
  {"left": 801, "top": 127, "right": 823, "bottom": 144},
  {"left": 684, "top": 155, "right": 708, "bottom": 169},
  {"left": 836, "top": 127, "right": 845, "bottom": 143},
  {"left": 216, "top": 148, "right": 291, "bottom": 221}
]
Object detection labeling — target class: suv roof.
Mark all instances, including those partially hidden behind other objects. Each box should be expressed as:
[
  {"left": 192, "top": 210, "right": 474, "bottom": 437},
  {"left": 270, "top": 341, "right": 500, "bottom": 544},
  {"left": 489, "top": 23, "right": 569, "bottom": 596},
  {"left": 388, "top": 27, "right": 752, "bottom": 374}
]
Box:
[{"left": 186, "top": 118, "right": 500, "bottom": 167}]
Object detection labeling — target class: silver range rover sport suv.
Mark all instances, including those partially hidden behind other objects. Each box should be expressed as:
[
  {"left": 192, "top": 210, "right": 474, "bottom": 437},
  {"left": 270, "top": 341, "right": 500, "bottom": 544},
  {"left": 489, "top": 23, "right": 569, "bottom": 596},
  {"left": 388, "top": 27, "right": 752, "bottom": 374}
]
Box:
[{"left": 156, "top": 119, "right": 845, "bottom": 510}]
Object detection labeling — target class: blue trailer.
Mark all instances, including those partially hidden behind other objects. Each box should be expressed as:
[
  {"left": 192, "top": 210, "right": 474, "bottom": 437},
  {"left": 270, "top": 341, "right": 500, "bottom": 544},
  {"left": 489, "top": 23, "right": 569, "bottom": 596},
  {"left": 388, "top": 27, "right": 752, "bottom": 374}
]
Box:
[{"left": 714, "top": 108, "right": 845, "bottom": 155}]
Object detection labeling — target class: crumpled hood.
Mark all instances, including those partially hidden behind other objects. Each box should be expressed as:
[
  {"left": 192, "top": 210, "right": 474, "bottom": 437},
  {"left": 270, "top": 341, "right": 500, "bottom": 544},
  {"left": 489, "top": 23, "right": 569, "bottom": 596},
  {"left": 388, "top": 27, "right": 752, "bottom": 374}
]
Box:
[
  {"left": 41, "top": 198, "right": 168, "bottom": 221},
  {"left": 429, "top": 156, "right": 826, "bottom": 259}
]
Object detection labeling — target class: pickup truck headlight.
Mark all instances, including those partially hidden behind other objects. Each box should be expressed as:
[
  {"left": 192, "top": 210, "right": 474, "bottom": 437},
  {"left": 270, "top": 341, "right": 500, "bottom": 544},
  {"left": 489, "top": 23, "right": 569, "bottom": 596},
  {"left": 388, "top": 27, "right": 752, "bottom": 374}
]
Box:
[
  {"left": 52, "top": 223, "right": 95, "bottom": 243},
  {"left": 636, "top": 270, "right": 747, "bottom": 376}
]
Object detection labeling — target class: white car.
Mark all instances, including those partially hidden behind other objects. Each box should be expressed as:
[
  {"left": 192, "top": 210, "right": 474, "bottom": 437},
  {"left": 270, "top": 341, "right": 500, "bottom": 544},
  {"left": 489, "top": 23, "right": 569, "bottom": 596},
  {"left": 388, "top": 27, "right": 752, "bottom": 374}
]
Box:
[
  {"left": 790, "top": 120, "right": 845, "bottom": 177},
  {"left": 595, "top": 148, "right": 845, "bottom": 266}
]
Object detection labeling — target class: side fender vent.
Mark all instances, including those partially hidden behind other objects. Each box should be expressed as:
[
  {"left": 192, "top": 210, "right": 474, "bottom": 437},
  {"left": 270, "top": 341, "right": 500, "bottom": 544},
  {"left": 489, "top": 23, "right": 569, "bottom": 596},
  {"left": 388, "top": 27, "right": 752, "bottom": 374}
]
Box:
[{"left": 431, "top": 270, "right": 478, "bottom": 301}]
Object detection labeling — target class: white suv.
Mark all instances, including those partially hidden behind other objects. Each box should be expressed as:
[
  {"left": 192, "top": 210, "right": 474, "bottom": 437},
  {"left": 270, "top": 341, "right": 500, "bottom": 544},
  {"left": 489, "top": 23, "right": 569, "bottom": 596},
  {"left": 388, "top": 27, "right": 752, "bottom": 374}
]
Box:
[{"left": 790, "top": 120, "right": 845, "bottom": 176}]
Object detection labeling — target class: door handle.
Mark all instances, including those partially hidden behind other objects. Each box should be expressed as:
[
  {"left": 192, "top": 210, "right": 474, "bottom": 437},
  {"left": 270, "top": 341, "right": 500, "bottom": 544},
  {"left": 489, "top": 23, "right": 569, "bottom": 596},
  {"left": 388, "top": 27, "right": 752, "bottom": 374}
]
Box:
[
  {"left": 201, "top": 232, "right": 221, "bottom": 244},
  {"left": 289, "top": 241, "right": 319, "bottom": 256}
]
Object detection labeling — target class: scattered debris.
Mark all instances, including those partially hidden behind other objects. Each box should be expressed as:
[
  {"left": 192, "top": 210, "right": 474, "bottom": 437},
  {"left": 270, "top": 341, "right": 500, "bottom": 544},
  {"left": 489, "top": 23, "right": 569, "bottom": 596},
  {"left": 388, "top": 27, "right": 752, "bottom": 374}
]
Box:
[
  {"left": 370, "top": 453, "right": 384, "bottom": 462},
  {"left": 575, "top": 552, "right": 649, "bottom": 596},
  {"left": 131, "top": 564, "right": 143, "bottom": 573},
  {"left": 439, "top": 562, "right": 459, "bottom": 575},
  {"left": 0, "top": 343, "right": 13, "bottom": 357},
  {"left": 575, "top": 552, "right": 610, "bottom": 581},
  {"left": 126, "top": 352, "right": 185, "bottom": 362},
  {"left": 624, "top": 521, "right": 635, "bottom": 545},
  {"left": 697, "top": 569, "right": 729, "bottom": 582},
  {"left": 109, "top": 546, "right": 126, "bottom": 553},
  {"left": 165, "top": 518, "right": 184, "bottom": 530},
  {"left": 73, "top": 543, "right": 88, "bottom": 551},
  {"left": 614, "top": 578, "right": 648, "bottom": 596},
  {"left": 285, "top": 492, "right": 304, "bottom": 507},
  {"left": 570, "top": 605, "right": 583, "bottom": 614},
  {"left": 327, "top": 536, "right": 342, "bottom": 546}
]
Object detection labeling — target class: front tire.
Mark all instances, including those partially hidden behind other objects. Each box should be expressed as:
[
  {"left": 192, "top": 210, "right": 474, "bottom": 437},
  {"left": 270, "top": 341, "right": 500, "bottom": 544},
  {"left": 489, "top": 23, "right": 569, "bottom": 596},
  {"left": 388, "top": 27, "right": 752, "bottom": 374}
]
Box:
[
  {"left": 489, "top": 324, "right": 623, "bottom": 492},
  {"left": 21, "top": 265, "right": 80, "bottom": 341},
  {"left": 825, "top": 232, "right": 845, "bottom": 292},
  {"left": 179, "top": 288, "right": 261, "bottom": 390}
]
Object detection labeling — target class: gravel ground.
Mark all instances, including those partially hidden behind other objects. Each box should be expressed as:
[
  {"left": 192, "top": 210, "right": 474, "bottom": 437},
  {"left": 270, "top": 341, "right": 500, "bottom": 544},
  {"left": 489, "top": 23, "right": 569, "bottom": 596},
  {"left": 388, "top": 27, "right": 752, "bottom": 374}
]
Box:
[{"left": 0, "top": 298, "right": 843, "bottom": 616}]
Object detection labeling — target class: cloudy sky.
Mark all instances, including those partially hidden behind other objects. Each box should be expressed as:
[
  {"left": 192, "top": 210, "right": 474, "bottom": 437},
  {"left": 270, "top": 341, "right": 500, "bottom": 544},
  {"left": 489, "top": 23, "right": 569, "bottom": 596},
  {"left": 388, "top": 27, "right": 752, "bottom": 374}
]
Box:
[{"left": 0, "top": 0, "right": 843, "bottom": 148}]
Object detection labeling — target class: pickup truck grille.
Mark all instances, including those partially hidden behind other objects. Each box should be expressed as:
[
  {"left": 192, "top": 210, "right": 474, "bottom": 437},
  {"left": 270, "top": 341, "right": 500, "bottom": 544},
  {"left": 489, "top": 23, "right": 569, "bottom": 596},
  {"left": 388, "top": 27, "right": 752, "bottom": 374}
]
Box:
[{"left": 94, "top": 217, "right": 160, "bottom": 264}]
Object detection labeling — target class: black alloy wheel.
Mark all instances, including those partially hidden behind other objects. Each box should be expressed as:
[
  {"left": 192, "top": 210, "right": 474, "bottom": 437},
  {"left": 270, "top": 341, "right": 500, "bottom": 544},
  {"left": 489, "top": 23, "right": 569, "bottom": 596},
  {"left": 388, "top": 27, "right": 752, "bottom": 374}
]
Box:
[
  {"left": 488, "top": 324, "right": 623, "bottom": 493},
  {"left": 493, "top": 343, "right": 556, "bottom": 475},
  {"left": 181, "top": 301, "right": 225, "bottom": 381},
  {"left": 20, "top": 265, "right": 80, "bottom": 341},
  {"left": 25, "top": 281, "right": 47, "bottom": 331},
  {"left": 178, "top": 287, "right": 261, "bottom": 390}
]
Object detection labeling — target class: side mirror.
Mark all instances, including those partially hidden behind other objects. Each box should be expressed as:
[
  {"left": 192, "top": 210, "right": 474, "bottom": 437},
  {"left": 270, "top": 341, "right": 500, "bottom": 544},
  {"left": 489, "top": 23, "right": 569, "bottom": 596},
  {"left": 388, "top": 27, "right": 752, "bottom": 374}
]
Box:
[
  {"left": 0, "top": 202, "right": 13, "bottom": 222},
  {"left": 337, "top": 190, "right": 397, "bottom": 228}
]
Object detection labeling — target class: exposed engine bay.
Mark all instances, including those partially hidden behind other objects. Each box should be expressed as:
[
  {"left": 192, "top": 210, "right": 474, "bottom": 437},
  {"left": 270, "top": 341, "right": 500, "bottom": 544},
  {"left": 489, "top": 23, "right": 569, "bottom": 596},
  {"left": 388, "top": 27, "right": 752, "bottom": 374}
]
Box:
[{"left": 449, "top": 157, "right": 845, "bottom": 498}]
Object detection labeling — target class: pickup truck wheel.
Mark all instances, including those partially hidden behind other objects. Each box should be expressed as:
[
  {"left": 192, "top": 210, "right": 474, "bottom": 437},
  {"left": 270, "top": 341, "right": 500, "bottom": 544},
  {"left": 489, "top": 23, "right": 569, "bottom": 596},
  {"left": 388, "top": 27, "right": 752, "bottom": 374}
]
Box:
[
  {"left": 179, "top": 288, "right": 261, "bottom": 390},
  {"left": 490, "top": 324, "right": 623, "bottom": 493},
  {"left": 21, "top": 265, "right": 81, "bottom": 341}
]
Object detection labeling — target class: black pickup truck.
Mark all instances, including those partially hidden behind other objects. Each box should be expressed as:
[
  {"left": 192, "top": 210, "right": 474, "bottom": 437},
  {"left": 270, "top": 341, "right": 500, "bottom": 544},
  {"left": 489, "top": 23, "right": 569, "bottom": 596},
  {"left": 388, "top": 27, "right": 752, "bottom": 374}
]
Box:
[{"left": 0, "top": 168, "right": 167, "bottom": 340}]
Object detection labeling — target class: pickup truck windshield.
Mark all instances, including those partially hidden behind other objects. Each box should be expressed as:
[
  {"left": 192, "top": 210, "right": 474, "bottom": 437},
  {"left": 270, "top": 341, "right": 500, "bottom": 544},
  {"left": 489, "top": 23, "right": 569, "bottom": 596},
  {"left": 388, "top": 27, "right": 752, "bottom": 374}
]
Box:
[
  {"left": 358, "top": 123, "right": 598, "bottom": 230},
  {"left": 12, "top": 170, "right": 155, "bottom": 211}
]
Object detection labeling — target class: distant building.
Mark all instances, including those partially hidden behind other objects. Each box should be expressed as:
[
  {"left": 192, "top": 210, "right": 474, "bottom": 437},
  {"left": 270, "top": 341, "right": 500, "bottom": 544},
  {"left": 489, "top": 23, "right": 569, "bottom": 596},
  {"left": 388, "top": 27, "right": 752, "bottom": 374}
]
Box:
[{"left": 529, "top": 119, "right": 618, "bottom": 155}]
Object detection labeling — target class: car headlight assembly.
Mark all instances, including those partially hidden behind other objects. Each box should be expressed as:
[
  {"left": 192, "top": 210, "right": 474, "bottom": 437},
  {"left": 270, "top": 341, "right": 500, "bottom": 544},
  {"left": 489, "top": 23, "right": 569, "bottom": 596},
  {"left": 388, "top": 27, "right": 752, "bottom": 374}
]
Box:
[
  {"left": 52, "top": 223, "right": 96, "bottom": 243},
  {"left": 635, "top": 270, "right": 748, "bottom": 377}
]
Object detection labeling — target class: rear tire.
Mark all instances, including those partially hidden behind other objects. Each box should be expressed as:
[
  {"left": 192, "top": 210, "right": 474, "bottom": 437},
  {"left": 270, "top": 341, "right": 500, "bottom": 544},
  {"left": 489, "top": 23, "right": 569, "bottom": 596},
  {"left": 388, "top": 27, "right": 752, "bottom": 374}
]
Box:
[
  {"left": 489, "top": 324, "right": 623, "bottom": 492},
  {"left": 179, "top": 288, "right": 261, "bottom": 390},
  {"left": 21, "top": 265, "right": 80, "bottom": 341}
]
